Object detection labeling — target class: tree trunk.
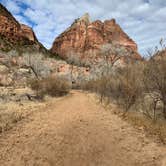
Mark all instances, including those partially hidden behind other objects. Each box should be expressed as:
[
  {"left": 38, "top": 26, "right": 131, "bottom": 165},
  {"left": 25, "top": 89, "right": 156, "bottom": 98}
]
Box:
[
  {"left": 70, "top": 65, "right": 73, "bottom": 83},
  {"left": 163, "top": 102, "right": 166, "bottom": 119},
  {"left": 153, "top": 100, "right": 158, "bottom": 122},
  {"left": 30, "top": 66, "right": 39, "bottom": 79}
]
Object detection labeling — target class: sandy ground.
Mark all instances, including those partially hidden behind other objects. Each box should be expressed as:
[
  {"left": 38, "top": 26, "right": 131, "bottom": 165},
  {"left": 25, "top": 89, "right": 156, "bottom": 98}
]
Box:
[{"left": 0, "top": 90, "right": 166, "bottom": 166}]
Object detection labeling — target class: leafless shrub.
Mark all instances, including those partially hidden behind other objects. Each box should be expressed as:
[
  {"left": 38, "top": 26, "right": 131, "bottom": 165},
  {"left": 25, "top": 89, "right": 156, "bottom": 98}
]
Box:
[
  {"left": 99, "top": 43, "right": 133, "bottom": 75},
  {"left": 89, "top": 44, "right": 133, "bottom": 80},
  {"left": 80, "top": 39, "right": 166, "bottom": 143},
  {"left": 138, "top": 93, "right": 161, "bottom": 121},
  {"left": 66, "top": 51, "right": 81, "bottom": 82},
  {"left": 143, "top": 47, "right": 166, "bottom": 119},
  {"left": 83, "top": 62, "right": 143, "bottom": 111},
  {"left": 101, "top": 44, "right": 124, "bottom": 65},
  {"left": 29, "top": 76, "right": 71, "bottom": 99},
  {"left": 22, "top": 53, "right": 51, "bottom": 79}
]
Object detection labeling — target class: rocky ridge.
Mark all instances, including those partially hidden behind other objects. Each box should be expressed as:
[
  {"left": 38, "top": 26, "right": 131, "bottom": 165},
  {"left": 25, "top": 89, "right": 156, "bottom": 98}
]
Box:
[
  {"left": 0, "top": 4, "right": 143, "bottom": 94},
  {"left": 51, "top": 13, "right": 141, "bottom": 64},
  {"left": 0, "top": 3, "right": 46, "bottom": 53}
]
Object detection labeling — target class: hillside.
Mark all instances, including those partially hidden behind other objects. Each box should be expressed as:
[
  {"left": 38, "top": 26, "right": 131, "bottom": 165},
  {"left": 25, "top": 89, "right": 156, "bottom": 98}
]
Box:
[{"left": 0, "top": 3, "right": 47, "bottom": 54}]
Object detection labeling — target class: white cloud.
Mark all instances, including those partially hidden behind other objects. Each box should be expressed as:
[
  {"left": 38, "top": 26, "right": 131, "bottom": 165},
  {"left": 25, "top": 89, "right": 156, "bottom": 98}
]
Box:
[
  {"left": 14, "top": 15, "right": 29, "bottom": 25},
  {"left": 2, "top": 0, "right": 20, "bottom": 14},
  {"left": 1, "top": 0, "right": 166, "bottom": 55}
]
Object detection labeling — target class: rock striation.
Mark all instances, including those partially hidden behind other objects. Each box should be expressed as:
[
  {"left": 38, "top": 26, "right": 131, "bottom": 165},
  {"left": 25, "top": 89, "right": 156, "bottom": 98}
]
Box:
[
  {"left": 0, "top": 3, "right": 45, "bottom": 52},
  {"left": 51, "top": 13, "right": 141, "bottom": 64}
]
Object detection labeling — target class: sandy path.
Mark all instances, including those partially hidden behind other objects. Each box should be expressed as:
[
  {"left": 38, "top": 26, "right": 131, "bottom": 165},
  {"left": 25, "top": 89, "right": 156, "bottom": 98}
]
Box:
[{"left": 0, "top": 91, "right": 165, "bottom": 166}]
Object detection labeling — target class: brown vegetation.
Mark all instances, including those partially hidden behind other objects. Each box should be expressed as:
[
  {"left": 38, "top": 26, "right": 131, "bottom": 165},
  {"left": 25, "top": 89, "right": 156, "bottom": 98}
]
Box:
[
  {"left": 0, "top": 100, "right": 45, "bottom": 133},
  {"left": 81, "top": 41, "right": 166, "bottom": 143},
  {"left": 29, "top": 76, "right": 71, "bottom": 99}
]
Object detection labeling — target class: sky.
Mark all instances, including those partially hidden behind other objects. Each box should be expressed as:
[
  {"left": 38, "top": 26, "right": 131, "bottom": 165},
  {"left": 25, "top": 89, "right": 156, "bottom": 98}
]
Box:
[{"left": 1, "top": 0, "right": 166, "bottom": 55}]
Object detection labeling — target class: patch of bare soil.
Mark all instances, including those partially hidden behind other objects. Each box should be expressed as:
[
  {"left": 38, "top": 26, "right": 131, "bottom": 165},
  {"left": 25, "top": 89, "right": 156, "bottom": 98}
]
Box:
[{"left": 0, "top": 91, "right": 165, "bottom": 166}]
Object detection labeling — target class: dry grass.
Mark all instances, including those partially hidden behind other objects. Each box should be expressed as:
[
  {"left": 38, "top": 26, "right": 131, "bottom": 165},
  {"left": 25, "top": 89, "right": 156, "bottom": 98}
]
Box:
[
  {"left": 123, "top": 112, "right": 166, "bottom": 144},
  {"left": 0, "top": 101, "right": 45, "bottom": 133},
  {"left": 0, "top": 109, "right": 22, "bottom": 132},
  {"left": 105, "top": 102, "right": 166, "bottom": 144},
  {"left": 0, "top": 82, "right": 71, "bottom": 134}
]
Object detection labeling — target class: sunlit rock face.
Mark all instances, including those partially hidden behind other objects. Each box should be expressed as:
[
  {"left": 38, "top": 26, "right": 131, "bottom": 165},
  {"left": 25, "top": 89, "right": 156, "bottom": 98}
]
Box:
[
  {"left": 20, "top": 24, "right": 37, "bottom": 42},
  {"left": 51, "top": 13, "right": 141, "bottom": 64},
  {"left": 0, "top": 3, "right": 45, "bottom": 52}
]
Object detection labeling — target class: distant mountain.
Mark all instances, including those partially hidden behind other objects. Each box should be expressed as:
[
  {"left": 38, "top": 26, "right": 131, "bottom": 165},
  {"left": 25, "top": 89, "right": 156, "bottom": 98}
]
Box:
[
  {"left": 51, "top": 13, "right": 141, "bottom": 65},
  {"left": 0, "top": 3, "right": 47, "bottom": 54}
]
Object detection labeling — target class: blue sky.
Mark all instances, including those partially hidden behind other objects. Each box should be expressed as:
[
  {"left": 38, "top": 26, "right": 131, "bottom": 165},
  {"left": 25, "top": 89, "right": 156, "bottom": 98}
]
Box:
[{"left": 1, "top": 0, "right": 166, "bottom": 55}]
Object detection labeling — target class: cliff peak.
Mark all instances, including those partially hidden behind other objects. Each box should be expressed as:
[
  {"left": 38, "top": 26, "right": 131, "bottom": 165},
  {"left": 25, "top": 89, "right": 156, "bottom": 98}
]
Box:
[
  {"left": 79, "top": 13, "right": 91, "bottom": 24},
  {"left": 51, "top": 14, "right": 141, "bottom": 65}
]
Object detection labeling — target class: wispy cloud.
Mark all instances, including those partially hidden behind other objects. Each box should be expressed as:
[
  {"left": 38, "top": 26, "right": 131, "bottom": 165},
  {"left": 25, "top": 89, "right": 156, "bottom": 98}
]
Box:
[
  {"left": 4, "top": 0, "right": 20, "bottom": 14},
  {"left": 1, "top": 0, "right": 166, "bottom": 55}
]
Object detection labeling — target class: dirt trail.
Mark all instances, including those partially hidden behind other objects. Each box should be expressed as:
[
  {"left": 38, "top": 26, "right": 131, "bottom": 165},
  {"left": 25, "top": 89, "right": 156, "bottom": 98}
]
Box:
[{"left": 0, "top": 91, "right": 166, "bottom": 166}]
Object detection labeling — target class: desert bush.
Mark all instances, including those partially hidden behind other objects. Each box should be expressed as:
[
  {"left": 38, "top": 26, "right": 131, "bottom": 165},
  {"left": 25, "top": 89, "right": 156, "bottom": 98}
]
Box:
[
  {"left": 67, "top": 51, "right": 81, "bottom": 66},
  {"left": 66, "top": 51, "right": 81, "bottom": 82},
  {"left": 29, "top": 76, "right": 71, "bottom": 99},
  {"left": 116, "top": 64, "right": 144, "bottom": 111},
  {"left": 138, "top": 93, "right": 162, "bottom": 121},
  {"left": 100, "top": 43, "right": 125, "bottom": 66},
  {"left": 82, "top": 40, "right": 166, "bottom": 121},
  {"left": 83, "top": 63, "right": 144, "bottom": 111},
  {"left": 22, "top": 53, "right": 51, "bottom": 79},
  {"left": 99, "top": 43, "right": 134, "bottom": 75},
  {"left": 81, "top": 79, "right": 99, "bottom": 92},
  {"left": 143, "top": 55, "right": 166, "bottom": 119},
  {"left": 81, "top": 40, "right": 166, "bottom": 143}
]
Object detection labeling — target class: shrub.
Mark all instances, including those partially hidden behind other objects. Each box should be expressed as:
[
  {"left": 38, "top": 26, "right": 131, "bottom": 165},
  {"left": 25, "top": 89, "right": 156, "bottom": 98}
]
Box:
[
  {"left": 66, "top": 51, "right": 81, "bottom": 82},
  {"left": 143, "top": 55, "right": 166, "bottom": 119},
  {"left": 82, "top": 63, "right": 144, "bottom": 111},
  {"left": 22, "top": 53, "right": 51, "bottom": 79},
  {"left": 82, "top": 40, "right": 166, "bottom": 121},
  {"left": 29, "top": 76, "right": 71, "bottom": 98}
]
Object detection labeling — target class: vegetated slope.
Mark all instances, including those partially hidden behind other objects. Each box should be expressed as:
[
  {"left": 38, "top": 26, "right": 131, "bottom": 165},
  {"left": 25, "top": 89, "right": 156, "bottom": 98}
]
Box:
[
  {"left": 0, "top": 91, "right": 165, "bottom": 166},
  {"left": 0, "top": 3, "right": 91, "bottom": 87},
  {"left": 0, "top": 3, "right": 47, "bottom": 53}
]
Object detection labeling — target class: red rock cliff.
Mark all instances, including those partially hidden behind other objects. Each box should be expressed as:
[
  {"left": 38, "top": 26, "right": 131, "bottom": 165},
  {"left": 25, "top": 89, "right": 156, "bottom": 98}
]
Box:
[
  {"left": 51, "top": 13, "right": 141, "bottom": 62},
  {"left": 20, "top": 24, "right": 37, "bottom": 42},
  {"left": 0, "top": 3, "right": 44, "bottom": 51}
]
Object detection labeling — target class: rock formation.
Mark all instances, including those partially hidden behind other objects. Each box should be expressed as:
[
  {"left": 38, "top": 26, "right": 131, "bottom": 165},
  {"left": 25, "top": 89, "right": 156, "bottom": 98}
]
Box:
[
  {"left": 51, "top": 13, "right": 141, "bottom": 64},
  {"left": 0, "top": 3, "right": 46, "bottom": 52},
  {"left": 20, "top": 24, "right": 38, "bottom": 42},
  {"left": 0, "top": 4, "right": 90, "bottom": 88}
]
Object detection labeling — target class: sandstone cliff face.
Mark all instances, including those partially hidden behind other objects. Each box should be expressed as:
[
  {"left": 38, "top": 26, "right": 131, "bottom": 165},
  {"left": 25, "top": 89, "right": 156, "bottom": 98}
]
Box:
[
  {"left": 20, "top": 24, "right": 37, "bottom": 42},
  {"left": 51, "top": 13, "right": 141, "bottom": 63},
  {"left": 0, "top": 3, "right": 45, "bottom": 52}
]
